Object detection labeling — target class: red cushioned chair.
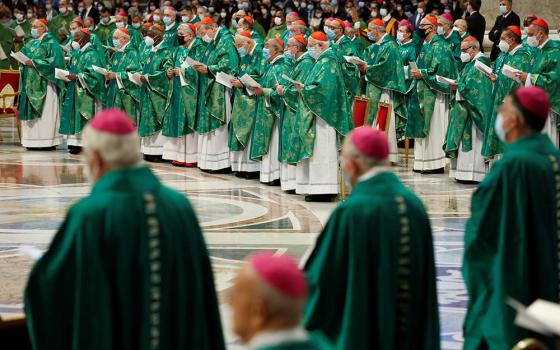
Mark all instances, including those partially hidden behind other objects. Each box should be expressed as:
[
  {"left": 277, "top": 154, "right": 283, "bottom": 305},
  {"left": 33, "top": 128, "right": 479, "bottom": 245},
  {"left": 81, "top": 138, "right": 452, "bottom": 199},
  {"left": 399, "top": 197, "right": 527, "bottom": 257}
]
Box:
[{"left": 0, "top": 69, "right": 21, "bottom": 142}]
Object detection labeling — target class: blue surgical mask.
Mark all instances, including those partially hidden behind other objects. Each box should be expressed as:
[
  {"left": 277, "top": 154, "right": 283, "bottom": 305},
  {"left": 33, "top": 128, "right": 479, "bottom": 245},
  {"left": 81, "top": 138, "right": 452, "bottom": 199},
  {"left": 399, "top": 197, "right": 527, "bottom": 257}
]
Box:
[
  {"left": 237, "top": 46, "right": 247, "bottom": 56},
  {"left": 367, "top": 32, "right": 375, "bottom": 41},
  {"left": 308, "top": 47, "right": 318, "bottom": 59},
  {"left": 31, "top": 28, "right": 38, "bottom": 38},
  {"left": 494, "top": 113, "right": 506, "bottom": 142},
  {"left": 163, "top": 16, "right": 172, "bottom": 25},
  {"left": 242, "top": 2, "right": 249, "bottom": 9},
  {"left": 288, "top": 31, "right": 294, "bottom": 38},
  {"left": 262, "top": 47, "right": 271, "bottom": 59},
  {"left": 231, "top": 19, "right": 237, "bottom": 27},
  {"left": 325, "top": 27, "right": 336, "bottom": 40},
  {"left": 113, "top": 38, "right": 122, "bottom": 49},
  {"left": 285, "top": 50, "right": 295, "bottom": 60}
]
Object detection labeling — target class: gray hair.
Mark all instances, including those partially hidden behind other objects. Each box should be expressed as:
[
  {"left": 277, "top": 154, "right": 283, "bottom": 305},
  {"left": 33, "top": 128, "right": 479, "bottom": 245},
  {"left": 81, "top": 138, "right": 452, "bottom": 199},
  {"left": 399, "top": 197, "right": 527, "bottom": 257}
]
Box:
[
  {"left": 82, "top": 124, "right": 141, "bottom": 168},
  {"left": 463, "top": 39, "right": 480, "bottom": 50}
]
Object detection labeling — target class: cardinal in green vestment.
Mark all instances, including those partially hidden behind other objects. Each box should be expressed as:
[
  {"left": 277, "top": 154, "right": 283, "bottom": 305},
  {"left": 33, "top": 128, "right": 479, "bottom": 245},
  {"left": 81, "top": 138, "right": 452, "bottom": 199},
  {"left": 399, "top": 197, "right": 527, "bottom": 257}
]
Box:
[
  {"left": 304, "top": 127, "right": 440, "bottom": 350},
  {"left": 515, "top": 19, "right": 560, "bottom": 146},
  {"left": 107, "top": 11, "right": 143, "bottom": 50},
  {"left": 47, "top": 0, "right": 76, "bottom": 43},
  {"left": 105, "top": 28, "right": 142, "bottom": 123},
  {"left": 358, "top": 19, "right": 407, "bottom": 164},
  {"left": 25, "top": 109, "right": 226, "bottom": 350},
  {"left": 276, "top": 35, "right": 315, "bottom": 192},
  {"left": 59, "top": 29, "right": 104, "bottom": 152},
  {"left": 463, "top": 87, "right": 560, "bottom": 350},
  {"left": 229, "top": 252, "right": 333, "bottom": 350},
  {"left": 482, "top": 27, "right": 532, "bottom": 159},
  {"left": 161, "top": 7, "right": 179, "bottom": 48}
]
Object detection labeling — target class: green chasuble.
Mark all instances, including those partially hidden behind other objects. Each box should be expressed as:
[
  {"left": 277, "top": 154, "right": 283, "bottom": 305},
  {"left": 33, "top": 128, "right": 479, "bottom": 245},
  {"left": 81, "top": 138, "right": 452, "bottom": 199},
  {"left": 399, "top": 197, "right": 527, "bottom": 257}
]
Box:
[
  {"left": 0, "top": 24, "right": 15, "bottom": 69},
  {"left": 297, "top": 49, "right": 351, "bottom": 161},
  {"left": 463, "top": 133, "right": 560, "bottom": 350},
  {"left": 350, "top": 36, "right": 364, "bottom": 56},
  {"left": 138, "top": 44, "right": 173, "bottom": 138},
  {"left": 10, "top": 19, "right": 32, "bottom": 52},
  {"left": 253, "top": 21, "right": 266, "bottom": 41},
  {"left": 521, "top": 37, "right": 539, "bottom": 62},
  {"left": 255, "top": 333, "right": 333, "bottom": 350},
  {"left": 250, "top": 55, "right": 292, "bottom": 160},
  {"left": 25, "top": 166, "right": 226, "bottom": 350},
  {"left": 266, "top": 24, "right": 286, "bottom": 40},
  {"left": 529, "top": 40, "right": 560, "bottom": 118},
  {"left": 59, "top": 44, "right": 104, "bottom": 136},
  {"left": 229, "top": 44, "right": 268, "bottom": 151},
  {"left": 400, "top": 40, "right": 421, "bottom": 137},
  {"left": 280, "top": 53, "right": 315, "bottom": 164},
  {"left": 106, "top": 43, "right": 142, "bottom": 122},
  {"left": 332, "top": 35, "right": 360, "bottom": 104},
  {"left": 163, "top": 38, "right": 206, "bottom": 138},
  {"left": 444, "top": 54, "right": 493, "bottom": 158},
  {"left": 198, "top": 28, "right": 240, "bottom": 134},
  {"left": 482, "top": 45, "right": 532, "bottom": 158},
  {"left": 250, "top": 30, "right": 265, "bottom": 46},
  {"left": 94, "top": 22, "right": 116, "bottom": 44},
  {"left": 304, "top": 171, "right": 440, "bottom": 350},
  {"left": 18, "top": 33, "right": 65, "bottom": 121},
  {"left": 406, "top": 34, "right": 458, "bottom": 138},
  {"left": 48, "top": 13, "right": 77, "bottom": 43},
  {"left": 443, "top": 30, "right": 462, "bottom": 70},
  {"left": 162, "top": 21, "right": 179, "bottom": 48},
  {"left": 362, "top": 34, "right": 407, "bottom": 139}
]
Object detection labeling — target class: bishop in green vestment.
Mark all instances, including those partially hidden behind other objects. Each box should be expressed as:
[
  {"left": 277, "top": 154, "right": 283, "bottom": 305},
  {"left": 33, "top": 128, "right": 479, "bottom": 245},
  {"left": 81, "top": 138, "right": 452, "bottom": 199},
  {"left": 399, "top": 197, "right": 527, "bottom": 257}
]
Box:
[
  {"left": 94, "top": 10, "right": 116, "bottom": 43},
  {"left": 516, "top": 19, "right": 560, "bottom": 147},
  {"left": 482, "top": 29, "right": 532, "bottom": 159},
  {"left": 229, "top": 31, "right": 267, "bottom": 174},
  {"left": 304, "top": 127, "right": 440, "bottom": 350},
  {"left": 266, "top": 21, "right": 286, "bottom": 40},
  {"left": 438, "top": 14, "right": 462, "bottom": 70},
  {"left": 463, "top": 87, "right": 560, "bottom": 350},
  {"left": 25, "top": 109, "right": 226, "bottom": 350},
  {"left": 18, "top": 19, "right": 65, "bottom": 149},
  {"left": 161, "top": 7, "right": 179, "bottom": 48},
  {"left": 444, "top": 37, "right": 492, "bottom": 182},
  {"left": 276, "top": 36, "right": 315, "bottom": 192},
  {"left": 105, "top": 28, "right": 142, "bottom": 123},
  {"left": 47, "top": 0, "right": 76, "bottom": 43},
  {"left": 397, "top": 22, "right": 421, "bottom": 141},
  {"left": 10, "top": 5, "right": 32, "bottom": 53},
  {"left": 359, "top": 20, "right": 407, "bottom": 163},
  {"left": 162, "top": 24, "right": 206, "bottom": 165},
  {"left": 59, "top": 29, "right": 104, "bottom": 150},
  {"left": 408, "top": 16, "right": 458, "bottom": 172},
  {"left": 294, "top": 32, "right": 351, "bottom": 199},
  {"left": 229, "top": 252, "right": 332, "bottom": 350},
  {"left": 193, "top": 19, "right": 240, "bottom": 171},
  {"left": 137, "top": 26, "right": 173, "bottom": 160},
  {"left": 0, "top": 17, "right": 15, "bottom": 69}
]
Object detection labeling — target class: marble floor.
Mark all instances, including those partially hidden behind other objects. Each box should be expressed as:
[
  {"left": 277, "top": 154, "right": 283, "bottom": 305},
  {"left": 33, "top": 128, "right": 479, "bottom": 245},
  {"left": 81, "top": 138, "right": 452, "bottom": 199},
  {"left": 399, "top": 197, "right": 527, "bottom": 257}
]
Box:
[{"left": 0, "top": 125, "right": 475, "bottom": 349}]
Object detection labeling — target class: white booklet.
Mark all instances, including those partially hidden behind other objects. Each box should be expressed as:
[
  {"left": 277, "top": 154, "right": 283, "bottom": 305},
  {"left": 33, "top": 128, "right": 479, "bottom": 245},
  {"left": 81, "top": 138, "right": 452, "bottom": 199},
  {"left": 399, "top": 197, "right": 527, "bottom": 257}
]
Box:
[
  {"left": 92, "top": 65, "right": 108, "bottom": 75},
  {"left": 436, "top": 74, "right": 457, "bottom": 86},
  {"left": 184, "top": 56, "right": 203, "bottom": 67},
  {"left": 239, "top": 74, "right": 261, "bottom": 88},
  {"left": 344, "top": 55, "right": 367, "bottom": 66},
  {"left": 127, "top": 72, "right": 144, "bottom": 86},
  {"left": 502, "top": 64, "right": 521, "bottom": 82},
  {"left": 13, "top": 25, "right": 25, "bottom": 37},
  {"left": 409, "top": 61, "right": 419, "bottom": 70},
  {"left": 215, "top": 71, "right": 235, "bottom": 88},
  {"left": 281, "top": 74, "right": 302, "bottom": 86},
  {"left": 0, "top": 45, "right": 7, "bottom": 60},
  {"left": 179, "top": 71, "right": 188, "bottom": 87},
  {"left": 508, "top": 298, "right": 560, "bottom": 336},
  {"left": 54, "top": 68, "right": 70, "bottom": 82},
  {"left": 474, "top": 59, "right": 493, "bottom": 76},
  {"left": 10, "top": 50, "right": 30, "bottom": 65}
]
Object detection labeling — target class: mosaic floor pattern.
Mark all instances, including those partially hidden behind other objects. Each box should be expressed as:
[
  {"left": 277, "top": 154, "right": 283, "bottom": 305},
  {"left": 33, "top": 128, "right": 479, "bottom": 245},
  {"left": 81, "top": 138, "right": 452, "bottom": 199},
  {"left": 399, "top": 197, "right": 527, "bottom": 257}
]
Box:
[{"left": 0, "top": 142, "right": 475, "bottom": 349}]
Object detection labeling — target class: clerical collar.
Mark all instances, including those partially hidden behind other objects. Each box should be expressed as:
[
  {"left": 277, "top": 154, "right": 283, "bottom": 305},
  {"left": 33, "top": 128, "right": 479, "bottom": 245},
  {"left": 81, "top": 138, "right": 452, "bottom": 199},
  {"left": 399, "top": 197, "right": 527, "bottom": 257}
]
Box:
[
  {"left": 318, "top": 47, "right": 332, "bottom": 59},
  {"left": 503, "top": 10, "right": 512, "bottom": 18},
  {"left": 335, "top": 35, "right": 344, "bottom": 44},
  {"left": 248, "top": 43, "right": 256, "bottom": 55},
  {"left": 80, "top": 42, "right": 91, "bottom": 52},
  {"left": 376, "top": 33, "right": 387, "bottom": 45},
  {"left": 539, "top": 38, "right": 550, "bottom": 49},
  {"left": 212, "top": 28, "right": 219, "bottom": 41},
  {"left": 509, "top": 44, "right": 521, "bottom": 55},
  {"left": 120, "top": 41, "right": 130, "bottom": 52},
  {"left": 400, "top": 38, "right": 412, "bottom": 45},
  {"left": 444, "top": 31, "right": 453, "bottom": 40},
  {"left": 38, "top": 33, "right": 46, "bottom": 40},
  {"left": 297, "top": 52, "right": 308, "bottom": 61},
  {"left": 248, "top": 328, "right": 309, "bottom": 350},
  {"left": 358, "top": 166, "right": 390, "bottom": 183},
  {"left": 474, "top": 52, "right": 484, "bottom": 60},
  {"left": 151, "top": 41, "right": 163, "bottom": 52},
  {"left": 383, "top": 14, "right": 392, "bottom": 22},
  {"left": 270, "top": 54, "right": 284, "bottom": 64},
  {"left": 187, "top": 39, "right": 195, "bottom": 49},
  {"left": 165, "top": 21, "right": 175, "bottom": 30},
  {"left": 16, "top": 20, "right": 26, "bottom": 24}
]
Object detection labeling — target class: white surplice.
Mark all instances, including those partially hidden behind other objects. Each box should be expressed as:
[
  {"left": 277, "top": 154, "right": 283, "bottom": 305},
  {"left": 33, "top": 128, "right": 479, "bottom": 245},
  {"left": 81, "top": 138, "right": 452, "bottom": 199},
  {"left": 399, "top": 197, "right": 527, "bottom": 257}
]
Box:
[
  {"left": 259, "top": 118, "right": 280, "bottom": 183},
  {"left": 295, "top": 117, "right": 339, "bottom": 195},
  {"left": 230, "top": 136, "right": 260, "bottom": 172},
  {"left": 162, "top": 133, "right": 198, "bottom": 163},
  {"left": 413, "top": 92, "right": 449, "bottom": 171},
  {"left": 197, "top": 88, "right": 232, "bottom": 170},
  {"left": 21, "top": 82, "right": 62, "bottom": 148},
  {"left": 140, "top": 130, "right": 165, "bottom": 155},
  {"left": 455, "top": 123, "right": 487, "bottom": 182},
  {"left": 543, "top": 111, "right": 559, "bottom": 147},
  {"left": 280, "top": 163, "right": 296, "bottom": 191},
  {"left": 374, "top": 90, "right": 398, "bottom": 163}
]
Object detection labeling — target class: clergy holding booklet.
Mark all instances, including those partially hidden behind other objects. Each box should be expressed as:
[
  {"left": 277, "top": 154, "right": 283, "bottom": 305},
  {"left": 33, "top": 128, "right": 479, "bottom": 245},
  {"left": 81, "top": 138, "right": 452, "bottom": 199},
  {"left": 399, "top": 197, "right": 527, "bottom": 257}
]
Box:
[
  {"left": 17, "top": 19, "right": 65, "bottom": 150},
  {"left": 25, "top": 109, "right": 226, "bottom": 350}
]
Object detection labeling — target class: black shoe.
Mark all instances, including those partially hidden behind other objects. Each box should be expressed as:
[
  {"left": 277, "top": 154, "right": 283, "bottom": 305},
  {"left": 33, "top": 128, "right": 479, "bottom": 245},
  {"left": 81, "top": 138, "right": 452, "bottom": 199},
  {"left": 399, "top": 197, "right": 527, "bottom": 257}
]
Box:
[
  {"left": 143, "top": 154, "right": 164, "bottom": 163},
  {"left": 456, "top": 179, "right": 479, "bottom": 185},
  {"left": 68, "top": 146, "right": 82, "bottom": 154},
  {"left": 421, "top": 167, "right": 445, "bottom": 174},
  {"left": 263, "top": 179, "right": 281, "bottom": 186},
  {"left": 285, "top": 189, "right": 296, "bottom": 195},
  {"left": 234, "top": 171, "right": 245, "bottom": 178},
  {"left": 244, "top": 171, "right": 260, "bottom": 180},
  {"left": 26, "top": 146, "right": 56, "bottom": 151},
  {"left": 412, "top": 168, "right": 422, "bottom": 173},
  {"left": 305, "top": 194, "right": 337, "bottom": 202},
  {"left": 208, "top": 167, "right": 232, "bottom": 174}
]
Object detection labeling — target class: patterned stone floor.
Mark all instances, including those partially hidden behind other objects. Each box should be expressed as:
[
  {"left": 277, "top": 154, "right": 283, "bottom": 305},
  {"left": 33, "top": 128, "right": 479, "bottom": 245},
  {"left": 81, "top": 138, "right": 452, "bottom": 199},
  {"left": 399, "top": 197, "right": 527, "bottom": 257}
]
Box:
[{"left": 0, "top": 124, "right": 474, "bottom": 349}]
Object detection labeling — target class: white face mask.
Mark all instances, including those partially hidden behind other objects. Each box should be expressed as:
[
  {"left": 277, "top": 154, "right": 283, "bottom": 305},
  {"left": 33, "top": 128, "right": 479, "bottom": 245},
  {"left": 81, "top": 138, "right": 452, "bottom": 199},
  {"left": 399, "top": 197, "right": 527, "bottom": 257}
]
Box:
[
  {"left": 437, "top": 25, "right": 445, "bottom": 35},
  {"left": 14, "top": 13, "right": 23, "bottom": 21},
  {"left": 27, "top": 12, "right": 33, "bottom": 19},
  {"left": 59, "top": 7, "right": 67, "bottom": 13},
  {"left": 380, "top": 8, "right": 388, "bottom": 17},
  {"left": 417, "top": 8, "right": 424, "bottom": 15},
  {"left": 220, "top": 12, "right": 226, "bottom": 18},
  {"left": 498, "top": 39, "right": 510, "bottom": 52},
  {"left": 152, "top": 15, "right": 160, "bottom": 22},
  {"left": 499, "top": 5, "right": 508, "bottom": 14},
  {"left": 494, "top": 113, "right": 507, "bottom": 142},
  {"left": 527, "top": 35, "right": 539, "bottom": 48},
  {"left": 202, "top": 33, "right": 212, "bottom": 43},
  {"left": 454, "top": 26, "right": 465, "bottom": 36},
  {"left": 71, "top": 40, "right": 81, "bottom": 50},
  {"left": 144, "top": 36, "right": 154, "bottom": 46},
  {"left": 274, "top": 17, "right": 282, "bottom": 26},
  {"left": 396, "top": 31, "right": 405, "bottom": 43},
  {"left": 182, "top": 15, "right": 189, "bottom": 22},
  {"left": 132, "top": 22, "right": 141, "bottom": 28},
  {"left": 116, "top": 22, "right": 125, "bottom": 28},
  {"left": 460, "top": 51, "right": 471, "bottom": 62}
]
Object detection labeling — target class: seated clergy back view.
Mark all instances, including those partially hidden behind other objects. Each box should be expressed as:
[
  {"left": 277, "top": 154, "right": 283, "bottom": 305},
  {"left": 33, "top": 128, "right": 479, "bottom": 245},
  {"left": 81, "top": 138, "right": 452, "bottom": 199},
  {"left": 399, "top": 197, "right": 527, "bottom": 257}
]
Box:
[{"left": 24, "top": 109, "right": 225, "bottom": 350}]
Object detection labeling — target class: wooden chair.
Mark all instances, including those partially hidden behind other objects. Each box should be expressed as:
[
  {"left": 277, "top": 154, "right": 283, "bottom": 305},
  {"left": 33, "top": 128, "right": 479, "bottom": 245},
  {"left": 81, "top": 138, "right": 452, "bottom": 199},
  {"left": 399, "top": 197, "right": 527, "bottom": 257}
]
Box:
[
  {"left": 511, "top": 338, "right": 548, "bottom": 350},
  {"left": 376, "top": 101, "right": 410, "bottom": 166},
  {"left": 0, "top": 69, "right": 21, "bottom": 142}
]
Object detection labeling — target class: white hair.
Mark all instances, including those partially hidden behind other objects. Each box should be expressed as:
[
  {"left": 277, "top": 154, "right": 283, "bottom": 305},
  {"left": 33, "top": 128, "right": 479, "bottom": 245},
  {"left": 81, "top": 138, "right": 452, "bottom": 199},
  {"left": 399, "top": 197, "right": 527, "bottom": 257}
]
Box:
[
  {"left": 82, "top": 124, "right": 141, "bottom": 167},
  {"left": 177, "top": 23, "right": 193, "bottom": 35}
]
